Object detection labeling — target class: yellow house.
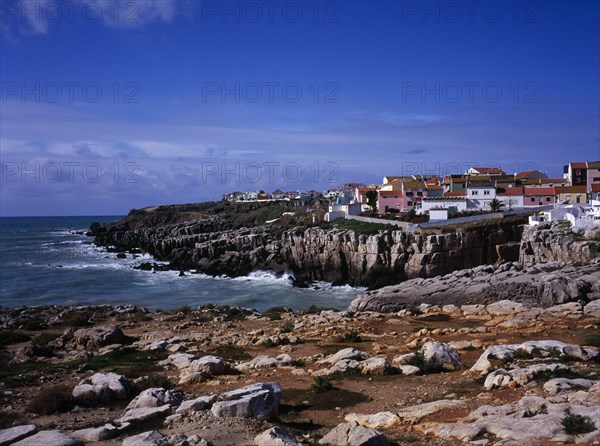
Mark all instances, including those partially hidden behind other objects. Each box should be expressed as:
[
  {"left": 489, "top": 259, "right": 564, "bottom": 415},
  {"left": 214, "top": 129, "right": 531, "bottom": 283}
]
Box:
[{"left": 555, "top": 185, "right": 587, "bottom": 204}]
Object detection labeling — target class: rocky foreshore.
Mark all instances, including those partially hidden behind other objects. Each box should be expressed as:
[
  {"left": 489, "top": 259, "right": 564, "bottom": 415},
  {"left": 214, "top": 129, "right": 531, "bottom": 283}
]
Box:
[{"left": 1, "top": 299, "right": 599, "bottom": 446}]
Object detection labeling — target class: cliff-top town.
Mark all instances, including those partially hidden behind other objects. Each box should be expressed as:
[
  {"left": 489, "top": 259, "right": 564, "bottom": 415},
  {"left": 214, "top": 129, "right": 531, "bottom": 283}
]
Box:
[{"left": 222, "top": 161, "right": 600, "bottom": 228}]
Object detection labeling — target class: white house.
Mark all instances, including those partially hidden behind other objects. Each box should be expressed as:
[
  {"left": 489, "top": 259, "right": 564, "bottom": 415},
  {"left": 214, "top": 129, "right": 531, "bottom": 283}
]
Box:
[
  {"left": 420, "top": 196, "right": 467, "bottom": 213},
  {"left": 466, "top": 181, "right": 496, "bottom": 210},
  {"left": 497, "top": 187, "right": 524, "bottom": 209}
]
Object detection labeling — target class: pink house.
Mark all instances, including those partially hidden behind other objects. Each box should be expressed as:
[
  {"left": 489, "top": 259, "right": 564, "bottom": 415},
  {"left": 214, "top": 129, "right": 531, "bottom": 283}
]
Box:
[
  {"left": 523, "top": 187, "right": 555, "bottom": 207},
  {"left": 378, "top": 190, "right": 403, "bottom": 212}
]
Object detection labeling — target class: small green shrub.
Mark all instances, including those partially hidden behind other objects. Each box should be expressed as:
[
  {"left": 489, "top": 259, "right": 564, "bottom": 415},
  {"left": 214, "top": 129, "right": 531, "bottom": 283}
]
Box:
[
  {"left": 311, "top": 376, "right": 333, "bottom": 393},
  {"left": 338, "top": 330, "right": 362, "bottom": 343},
  {"left": 561, "top": 408, "right": 596, "bottom": 435},
  {"left": 513, "top": 348, "right": 534, "bottom": 360}
]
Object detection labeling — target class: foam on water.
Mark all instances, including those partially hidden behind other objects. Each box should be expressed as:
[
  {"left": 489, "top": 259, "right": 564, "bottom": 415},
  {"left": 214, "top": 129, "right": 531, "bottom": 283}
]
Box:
[{"left": 0, "top": 216, "right": 361, "bottom": 311}]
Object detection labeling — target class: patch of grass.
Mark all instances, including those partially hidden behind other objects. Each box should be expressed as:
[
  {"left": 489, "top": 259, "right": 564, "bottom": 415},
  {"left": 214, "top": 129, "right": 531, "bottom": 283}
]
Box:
[
  {"left": 223, "top": 307, "right": 251, "bottom": 322},
  {"left": 311, "top": 376, "right": 334, "bottom": 393},
  {"left": 263, "top": 306, "right": 291, "bottom": 321},
  {"left": 513, "top": 348, "right": 534, "bottom": 360},
  {"left": 21, "top": 319, "right": 47, "bottom": 331},
  {"left": 88, "top": 348, "right": 168, "bottom": 378},
  {"left": 26, "top": 384, "right": 74, "bottom": 415},
  {"left": 209, "top": 346, "right": 251, "bottom": 362},
  {"left": 337, "top": 329, "right": 362, "bottom": 343},
  {"left": 0, "top": 330, "right": 31, "bottom": 346},
  {"left": 561, "top": 408, "right": 596, "bottom": 435},
  {"left": 583, "top": 333, "right": 600, "bottom": 348}
]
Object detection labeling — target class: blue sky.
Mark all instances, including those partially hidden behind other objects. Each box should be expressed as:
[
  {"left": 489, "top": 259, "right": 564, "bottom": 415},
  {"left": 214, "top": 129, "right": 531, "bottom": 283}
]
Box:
[{"left": 1, "top": 0, "right": 599, "bottom": 216}]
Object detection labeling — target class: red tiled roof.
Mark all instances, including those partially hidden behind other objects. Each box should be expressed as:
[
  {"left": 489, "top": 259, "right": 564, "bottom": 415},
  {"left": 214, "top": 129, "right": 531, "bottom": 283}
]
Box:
[
  {"left": 498, "top": 187, "right": 524, "bottom": 196},
  {"left": 570, "top": 162, "right": 587, "bottom": 169},
  {"left": 592, "top": 184, "right": 600, "bottom": 192},
  {"left": 524, "top": 187, "right": 555, "bottom": 196},
  {"left": 555, "top": 186, "right": 587, "bottom": 194},
  {"left": 378, "top": 190, "right": 401, "bottom": 196},
  {"left": 444, "top": 190, "right": 467, "bottom": 197},
  {"left": 471, "top": 167, "right": 506, "bottom": 175},
  {"left": 425, "top": 185, "right": 443, "bottom": 190}
]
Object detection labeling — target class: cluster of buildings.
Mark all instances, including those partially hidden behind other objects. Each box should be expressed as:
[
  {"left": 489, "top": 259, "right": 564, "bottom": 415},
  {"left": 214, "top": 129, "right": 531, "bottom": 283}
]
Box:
[
  {"left": 347, "top": 162, "right": 600, "bottom": 216},
  {"left": 222, "top": 161, "right": 600, "bottom": 226}
]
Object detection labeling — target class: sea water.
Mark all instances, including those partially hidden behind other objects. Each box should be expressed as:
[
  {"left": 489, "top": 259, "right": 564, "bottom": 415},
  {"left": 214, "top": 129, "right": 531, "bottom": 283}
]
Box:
[{"left": 0, "top": 216, "right": 361, "bottom": 311}]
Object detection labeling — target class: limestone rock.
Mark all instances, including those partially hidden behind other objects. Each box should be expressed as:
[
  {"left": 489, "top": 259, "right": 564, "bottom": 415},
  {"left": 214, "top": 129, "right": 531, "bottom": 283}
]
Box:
[
  {"left": 11, "top": 431, "right": 82, "bottom": 446},
  {"left": 122, "top": 431, "right": 165, "bottom": 446},
  {"left": 73, "top": 326, "right": 126, "bottom": 349},
  {"left": 421, "top": 341, "right": 464, "bottom": 371},
  {"left": 318, "top": 421, "right": 390, "bottom": 446},
  {"left": 254, "top": 427, "right": 303, "bottom": 446},
  {"left": 397, "top": 399, "right": 466, "bottom": 423},
  {"left": 344, "top": 412, "right": 400, "bottom": 429},
  {"left": 484, "top": 364, "right": 571, "bottom": 390},
  {"left": 117, "top": 405, "right": 172, "bottom": 424},
  {"left": 126, "top": 388, "right": 183, "bottom": 410},
  {"left": 211, "top": 382, "right": 282, "bottom": 420},
  {"left": 72, "top": 423, "right": 130, "bottom": 442},
  {"left": 72, "top": 372, "right": 132, "bottom": 402},
  {"left": 176, "top": 395, "right": 217, "bottom": 414},
  {"left": 236, "top": 354, "right": 293, "bottom": 372},
  {"left": 0, "top": 425, "right": 37, "bottom": 446}
]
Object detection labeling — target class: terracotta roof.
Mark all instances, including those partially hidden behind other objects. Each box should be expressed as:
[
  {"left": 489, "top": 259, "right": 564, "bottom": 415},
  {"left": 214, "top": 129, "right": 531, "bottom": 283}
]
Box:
[
  {"left": 425, "top": 185, "right": 443, "bottom": 190},
  {"left": 497, "top": 187, "right": 524, "bottom": 196},
  {"left": 592, "top": 184, "right": 600, "bottom": 192},
  {"left": 378, "top": 190, "right": 401, "bottom": 196},
  {"left": 524, "top": 187, "right": 555, "bottom": 196},
  {"left": 470, "top": 167, "right": 506, "bottom": 175},
  {"left": 570, "top": 162, "right": 587, "bottom": 169},
  {"left": 587, "top": 161, "right": 600, "bottom": 169},
  {"left": 423, "top": 196, "right": 466, "bottom": 201},
  {"left": 402, "top": 181, "right": 426, "bottom": 189},
  {"left": 543, "top": 178, "right": 568, "bottom": 183},
  {"left": 444, "top": 190, "right": 467, "bottom": 197},
  {"left": 555, "top": 186, "right": 587, "bottom": 194}
]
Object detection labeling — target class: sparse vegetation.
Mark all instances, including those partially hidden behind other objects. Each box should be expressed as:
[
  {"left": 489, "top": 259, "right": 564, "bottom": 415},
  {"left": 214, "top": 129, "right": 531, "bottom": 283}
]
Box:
[
  {"left": 338, "top": 329, "right": 362, "bottom": 343},
  {"left": 513, "top": 348, "right": 534, "bottom": 360},
  {"left": 26, "top": 384, "right": 74, "bottom": 415},
  {"left": 311, "top": 376, "right": 334, "bottom": 393},
  {"left": 280, "top": 322, "right": 295, "bottom": 333},
  {"left": 0, "top": 330, "right": 31, "bottom": 346},
  {"left": 561, "top": 408, "right": 596, "bottom": 435}
]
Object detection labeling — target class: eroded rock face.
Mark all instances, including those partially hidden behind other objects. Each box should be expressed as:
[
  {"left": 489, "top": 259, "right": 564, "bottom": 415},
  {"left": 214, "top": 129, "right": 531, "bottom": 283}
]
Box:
[
  {"left": 91, "top": 213, "right": 525, "bottom": 287},
  {"left": 11, "top": 430, "right": 82, "bottom": 446},
  {"left": 348, "top": 261, "right": 600, "bottom": 312},
  {"left": 126, "top": 388, "right": 183, "bottom": 410}
]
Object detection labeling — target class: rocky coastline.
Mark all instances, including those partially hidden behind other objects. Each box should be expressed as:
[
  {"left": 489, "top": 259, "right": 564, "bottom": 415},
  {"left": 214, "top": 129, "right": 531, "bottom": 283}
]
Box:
[{"left": 89, "top": 206, "right": 530, "bottom": 288}]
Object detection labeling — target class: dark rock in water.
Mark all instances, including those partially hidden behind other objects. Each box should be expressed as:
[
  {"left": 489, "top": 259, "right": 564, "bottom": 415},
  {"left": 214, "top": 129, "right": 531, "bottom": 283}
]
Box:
[
  {"left": 179, "top": 271, "right": 185, "bottom": 277},
  {"left": 116, "top": 253, "right": 127, "bottom": 259},
  {"left": 290, "top": 276, "right": 309, "bottom": 288},
  {"left": 136, "top": 262, "right": 153, "bottom": 271}
]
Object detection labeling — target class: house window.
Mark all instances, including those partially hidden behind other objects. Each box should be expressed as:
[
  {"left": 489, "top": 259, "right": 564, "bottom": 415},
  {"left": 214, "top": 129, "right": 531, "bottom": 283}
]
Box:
[
  {"left": 472, "top": 191, "right": 478, "bottom": 196},
  {"left": 546, "top": 197, "right": 551, "bottom": 202},
  {"left": 407, "top": 201, "right": 413, "bottom": 207},
  {"left": 417, "top": 191, "right": 423, "bottom": 197},
  {"left": 406, "top": 191, "right": 413, "bottom": 197},
  {"left": 530, "top": 197, "right": 536, "bottom": 202},
  {"left": 484, "top": 190, "right": 490, "bottom": 195}
]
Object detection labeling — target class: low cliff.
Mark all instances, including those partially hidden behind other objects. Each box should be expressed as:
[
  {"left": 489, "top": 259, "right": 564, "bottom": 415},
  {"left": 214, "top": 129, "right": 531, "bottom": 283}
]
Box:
[{"left": 90, "top": 209, "right": 525, "bottom": 288}]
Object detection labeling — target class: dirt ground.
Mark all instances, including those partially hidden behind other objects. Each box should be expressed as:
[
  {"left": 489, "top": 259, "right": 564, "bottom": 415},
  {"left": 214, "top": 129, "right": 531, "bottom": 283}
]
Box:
[{"left": 1, "top": 305, "right": 598, "bottom": 445}]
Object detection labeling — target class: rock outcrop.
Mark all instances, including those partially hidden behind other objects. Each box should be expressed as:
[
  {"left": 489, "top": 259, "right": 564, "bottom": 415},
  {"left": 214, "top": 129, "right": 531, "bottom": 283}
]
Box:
[
  {"left": 348, "top": 260, "right": 600, "bottom": 312},
  {"left": 90, "top": 213, "right": 525, "bottom": 287}
]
